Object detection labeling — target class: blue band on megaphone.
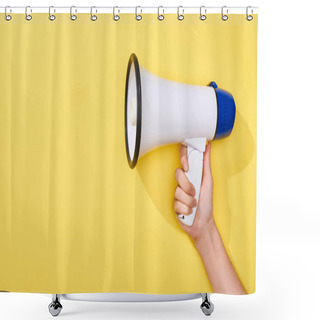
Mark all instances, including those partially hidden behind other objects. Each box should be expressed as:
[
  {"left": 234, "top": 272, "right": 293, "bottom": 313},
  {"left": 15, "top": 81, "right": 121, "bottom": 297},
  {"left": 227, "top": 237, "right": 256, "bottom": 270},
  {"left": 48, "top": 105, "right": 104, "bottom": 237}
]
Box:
[{"left": 209, "top": 82, "right": 236, "bottom": 140}]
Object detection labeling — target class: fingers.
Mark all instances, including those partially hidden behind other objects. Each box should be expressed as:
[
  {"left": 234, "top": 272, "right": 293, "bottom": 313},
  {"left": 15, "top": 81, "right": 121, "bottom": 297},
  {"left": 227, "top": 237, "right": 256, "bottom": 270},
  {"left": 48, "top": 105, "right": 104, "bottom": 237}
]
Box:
[
  {"left": 175, "top": 186, "right": 197, "bottom": 208},
  {"left": 174, "top": 168, "right": 195, "bottom": 196},
  {"left": 175, "top": 148, "right": 196, "bottom": 217},
  {"left": 179, "top": 145, "right": 188, "bottom": 172},
  {"left": 173, "top": 200, "right": 193, "bottom": 216}
]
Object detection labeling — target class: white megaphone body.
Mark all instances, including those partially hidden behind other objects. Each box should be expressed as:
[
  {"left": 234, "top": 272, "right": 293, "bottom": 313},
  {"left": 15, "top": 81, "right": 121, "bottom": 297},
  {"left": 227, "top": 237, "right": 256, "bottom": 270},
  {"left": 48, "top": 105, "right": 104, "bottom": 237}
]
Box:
[{"left": 125, "top": 53, "right": 236, "bottom": 226}]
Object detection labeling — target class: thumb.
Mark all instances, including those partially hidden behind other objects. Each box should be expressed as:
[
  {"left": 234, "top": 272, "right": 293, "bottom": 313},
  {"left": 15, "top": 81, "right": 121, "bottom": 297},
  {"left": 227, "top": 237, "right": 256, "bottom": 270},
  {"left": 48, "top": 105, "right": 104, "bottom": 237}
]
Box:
[{"left": 202, "top": 143, "right": 212, "bottom": 182}]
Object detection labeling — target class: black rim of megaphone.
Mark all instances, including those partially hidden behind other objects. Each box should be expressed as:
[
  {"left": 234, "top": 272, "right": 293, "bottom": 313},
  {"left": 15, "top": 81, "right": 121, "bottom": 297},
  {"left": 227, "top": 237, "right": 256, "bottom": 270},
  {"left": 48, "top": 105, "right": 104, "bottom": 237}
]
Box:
[{"left": 125, "top": 53, "right": 142, "bottom": 169}]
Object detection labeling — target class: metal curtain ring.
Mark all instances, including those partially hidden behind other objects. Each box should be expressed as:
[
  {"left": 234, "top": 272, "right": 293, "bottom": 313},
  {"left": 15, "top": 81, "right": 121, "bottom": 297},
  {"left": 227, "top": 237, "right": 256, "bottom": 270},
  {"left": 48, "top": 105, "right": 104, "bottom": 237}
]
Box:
[
  {"left": 70, "top": 6, "right": 77, "bottom": 21},
  {"left": 158, "top": 6, "right": 164, "bottom": 21},
  {"left": 49, "top": 6, "right": 56, "bottom": 21},
  {"left": 135, "top": 6, "right": 142, "bottom": 21},
  {"left": 246, "top": 6, "right": 253, "bottom": 21},
  {"left": 177, "top": 6, "right": 184, "bottom": 21},
  {"left": 221, "top": 6, "right": 228, "bottom": 21},
  {"left": 200, "top": 6, "right": 207, "bottom": 21},
  {"left": 25, "top": 6, "right": 32, "bottom": 21},
  {"left": 91, "top": 6, "right": 97, "bottom": 21},
  {"left": 5, "top": 6, "right": 12, "bottom": 21},
  {"left": 113, "top": 6, "right": 120, "bottom": 21}
]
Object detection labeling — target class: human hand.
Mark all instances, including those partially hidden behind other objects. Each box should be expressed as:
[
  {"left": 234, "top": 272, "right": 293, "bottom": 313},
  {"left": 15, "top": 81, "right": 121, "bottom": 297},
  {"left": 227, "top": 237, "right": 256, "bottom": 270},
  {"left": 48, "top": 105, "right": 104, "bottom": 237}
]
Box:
[
  {"left": 173, "top": 143, "right": 246, "bottom": 294},
  {"left": 173, "top": 143, "right": 216, "bottom": 243}
]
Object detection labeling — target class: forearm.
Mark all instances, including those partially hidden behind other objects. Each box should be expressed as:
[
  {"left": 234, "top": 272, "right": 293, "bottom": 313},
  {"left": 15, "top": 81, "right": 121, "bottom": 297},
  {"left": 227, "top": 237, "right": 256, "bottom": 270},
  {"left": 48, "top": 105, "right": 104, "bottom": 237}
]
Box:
[{"left": 194, "top": 221, "right": 246, "bottom": 295}]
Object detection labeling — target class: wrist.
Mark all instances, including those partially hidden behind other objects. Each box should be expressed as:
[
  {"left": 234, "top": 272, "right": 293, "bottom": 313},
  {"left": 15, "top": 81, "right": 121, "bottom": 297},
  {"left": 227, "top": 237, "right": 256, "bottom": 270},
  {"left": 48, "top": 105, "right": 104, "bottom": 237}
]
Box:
[{"left": 194, "top": 218, "right": 217, "bottom": 249}]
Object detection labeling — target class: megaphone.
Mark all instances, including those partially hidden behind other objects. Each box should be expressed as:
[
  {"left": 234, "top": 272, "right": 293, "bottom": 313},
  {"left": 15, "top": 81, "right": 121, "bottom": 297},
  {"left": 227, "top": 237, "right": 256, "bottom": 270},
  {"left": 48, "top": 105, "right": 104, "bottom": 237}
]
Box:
[{"left": 125, "top": 53, "right": 236, "bottom": 226}]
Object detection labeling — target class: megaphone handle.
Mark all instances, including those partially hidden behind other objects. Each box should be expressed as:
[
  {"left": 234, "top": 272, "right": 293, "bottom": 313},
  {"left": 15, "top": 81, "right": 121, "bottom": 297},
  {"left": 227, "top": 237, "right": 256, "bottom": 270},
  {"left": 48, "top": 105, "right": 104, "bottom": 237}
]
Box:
[{"left": 178, "top": 138, "right": 206, "bottom": 226}]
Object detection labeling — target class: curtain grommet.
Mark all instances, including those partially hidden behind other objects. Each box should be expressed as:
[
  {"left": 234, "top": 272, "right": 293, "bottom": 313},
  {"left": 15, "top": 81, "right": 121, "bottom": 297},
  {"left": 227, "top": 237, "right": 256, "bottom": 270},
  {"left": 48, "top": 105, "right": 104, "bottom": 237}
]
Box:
[
  {"left": 91, "top": 6, "right": 97, "bottom": 21},
  {"left": 177, "top": 6, "right": 184, "bottom": 21},
  {"left": 49, "top": 6, "right": 56, "bottom": 21},
  {"left": 4, "top": 6, "right": 12, "bottom": 21},
  {"left": 200, "top": 6, "right": 207, "bottom": 21},
  {"left": 158, "top": 6, "right": 164, "bottom": 21},
  {"left": 113, "top": 6, "right": 120, "bottom": 21},
  {"left": 70, "top": 6, "right": 77, "bottom": 21},
  {"left": 25, "top": 6, "right": 32, "bottom": 21},
  {"left": 246, "top": 6, "right": 253, "bottom": 21},
  {"left": 221, "top": 6, "right": 228, "bottom": 21}
]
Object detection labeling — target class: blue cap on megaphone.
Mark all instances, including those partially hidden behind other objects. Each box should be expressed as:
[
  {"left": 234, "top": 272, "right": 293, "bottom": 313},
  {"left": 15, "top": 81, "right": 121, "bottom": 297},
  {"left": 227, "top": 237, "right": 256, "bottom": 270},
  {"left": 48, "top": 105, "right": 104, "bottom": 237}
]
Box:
[{"left": 209, "top": 81, "right": 236, "bottom": 140}]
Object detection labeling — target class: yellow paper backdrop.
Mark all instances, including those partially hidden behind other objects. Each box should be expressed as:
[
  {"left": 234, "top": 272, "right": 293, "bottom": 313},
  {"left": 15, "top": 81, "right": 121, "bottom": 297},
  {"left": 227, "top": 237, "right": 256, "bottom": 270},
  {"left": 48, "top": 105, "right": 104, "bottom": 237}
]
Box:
[{"left": 0, "top": 13, "right": 257, "bottom": 294}]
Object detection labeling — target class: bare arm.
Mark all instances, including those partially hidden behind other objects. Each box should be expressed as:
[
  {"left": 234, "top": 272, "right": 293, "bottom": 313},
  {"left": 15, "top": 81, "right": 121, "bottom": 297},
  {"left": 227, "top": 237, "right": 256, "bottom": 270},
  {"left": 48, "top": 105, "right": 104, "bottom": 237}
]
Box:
[{"left": 173, "top": 144, "right": 246, "bottom": 294}]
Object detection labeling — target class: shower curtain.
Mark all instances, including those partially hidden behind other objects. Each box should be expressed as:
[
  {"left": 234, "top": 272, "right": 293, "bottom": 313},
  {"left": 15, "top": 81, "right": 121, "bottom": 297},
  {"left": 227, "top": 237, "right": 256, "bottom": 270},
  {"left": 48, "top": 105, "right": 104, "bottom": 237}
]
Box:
[{"left": 0, "top": 12, "right": 257, "bottom": 295}]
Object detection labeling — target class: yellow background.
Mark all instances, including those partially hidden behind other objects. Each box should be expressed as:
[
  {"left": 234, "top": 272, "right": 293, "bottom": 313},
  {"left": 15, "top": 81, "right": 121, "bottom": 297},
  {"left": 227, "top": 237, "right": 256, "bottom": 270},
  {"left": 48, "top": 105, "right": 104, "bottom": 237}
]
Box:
[{"left": 0, "top": 14, "right": 257, "bottom": 294}]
